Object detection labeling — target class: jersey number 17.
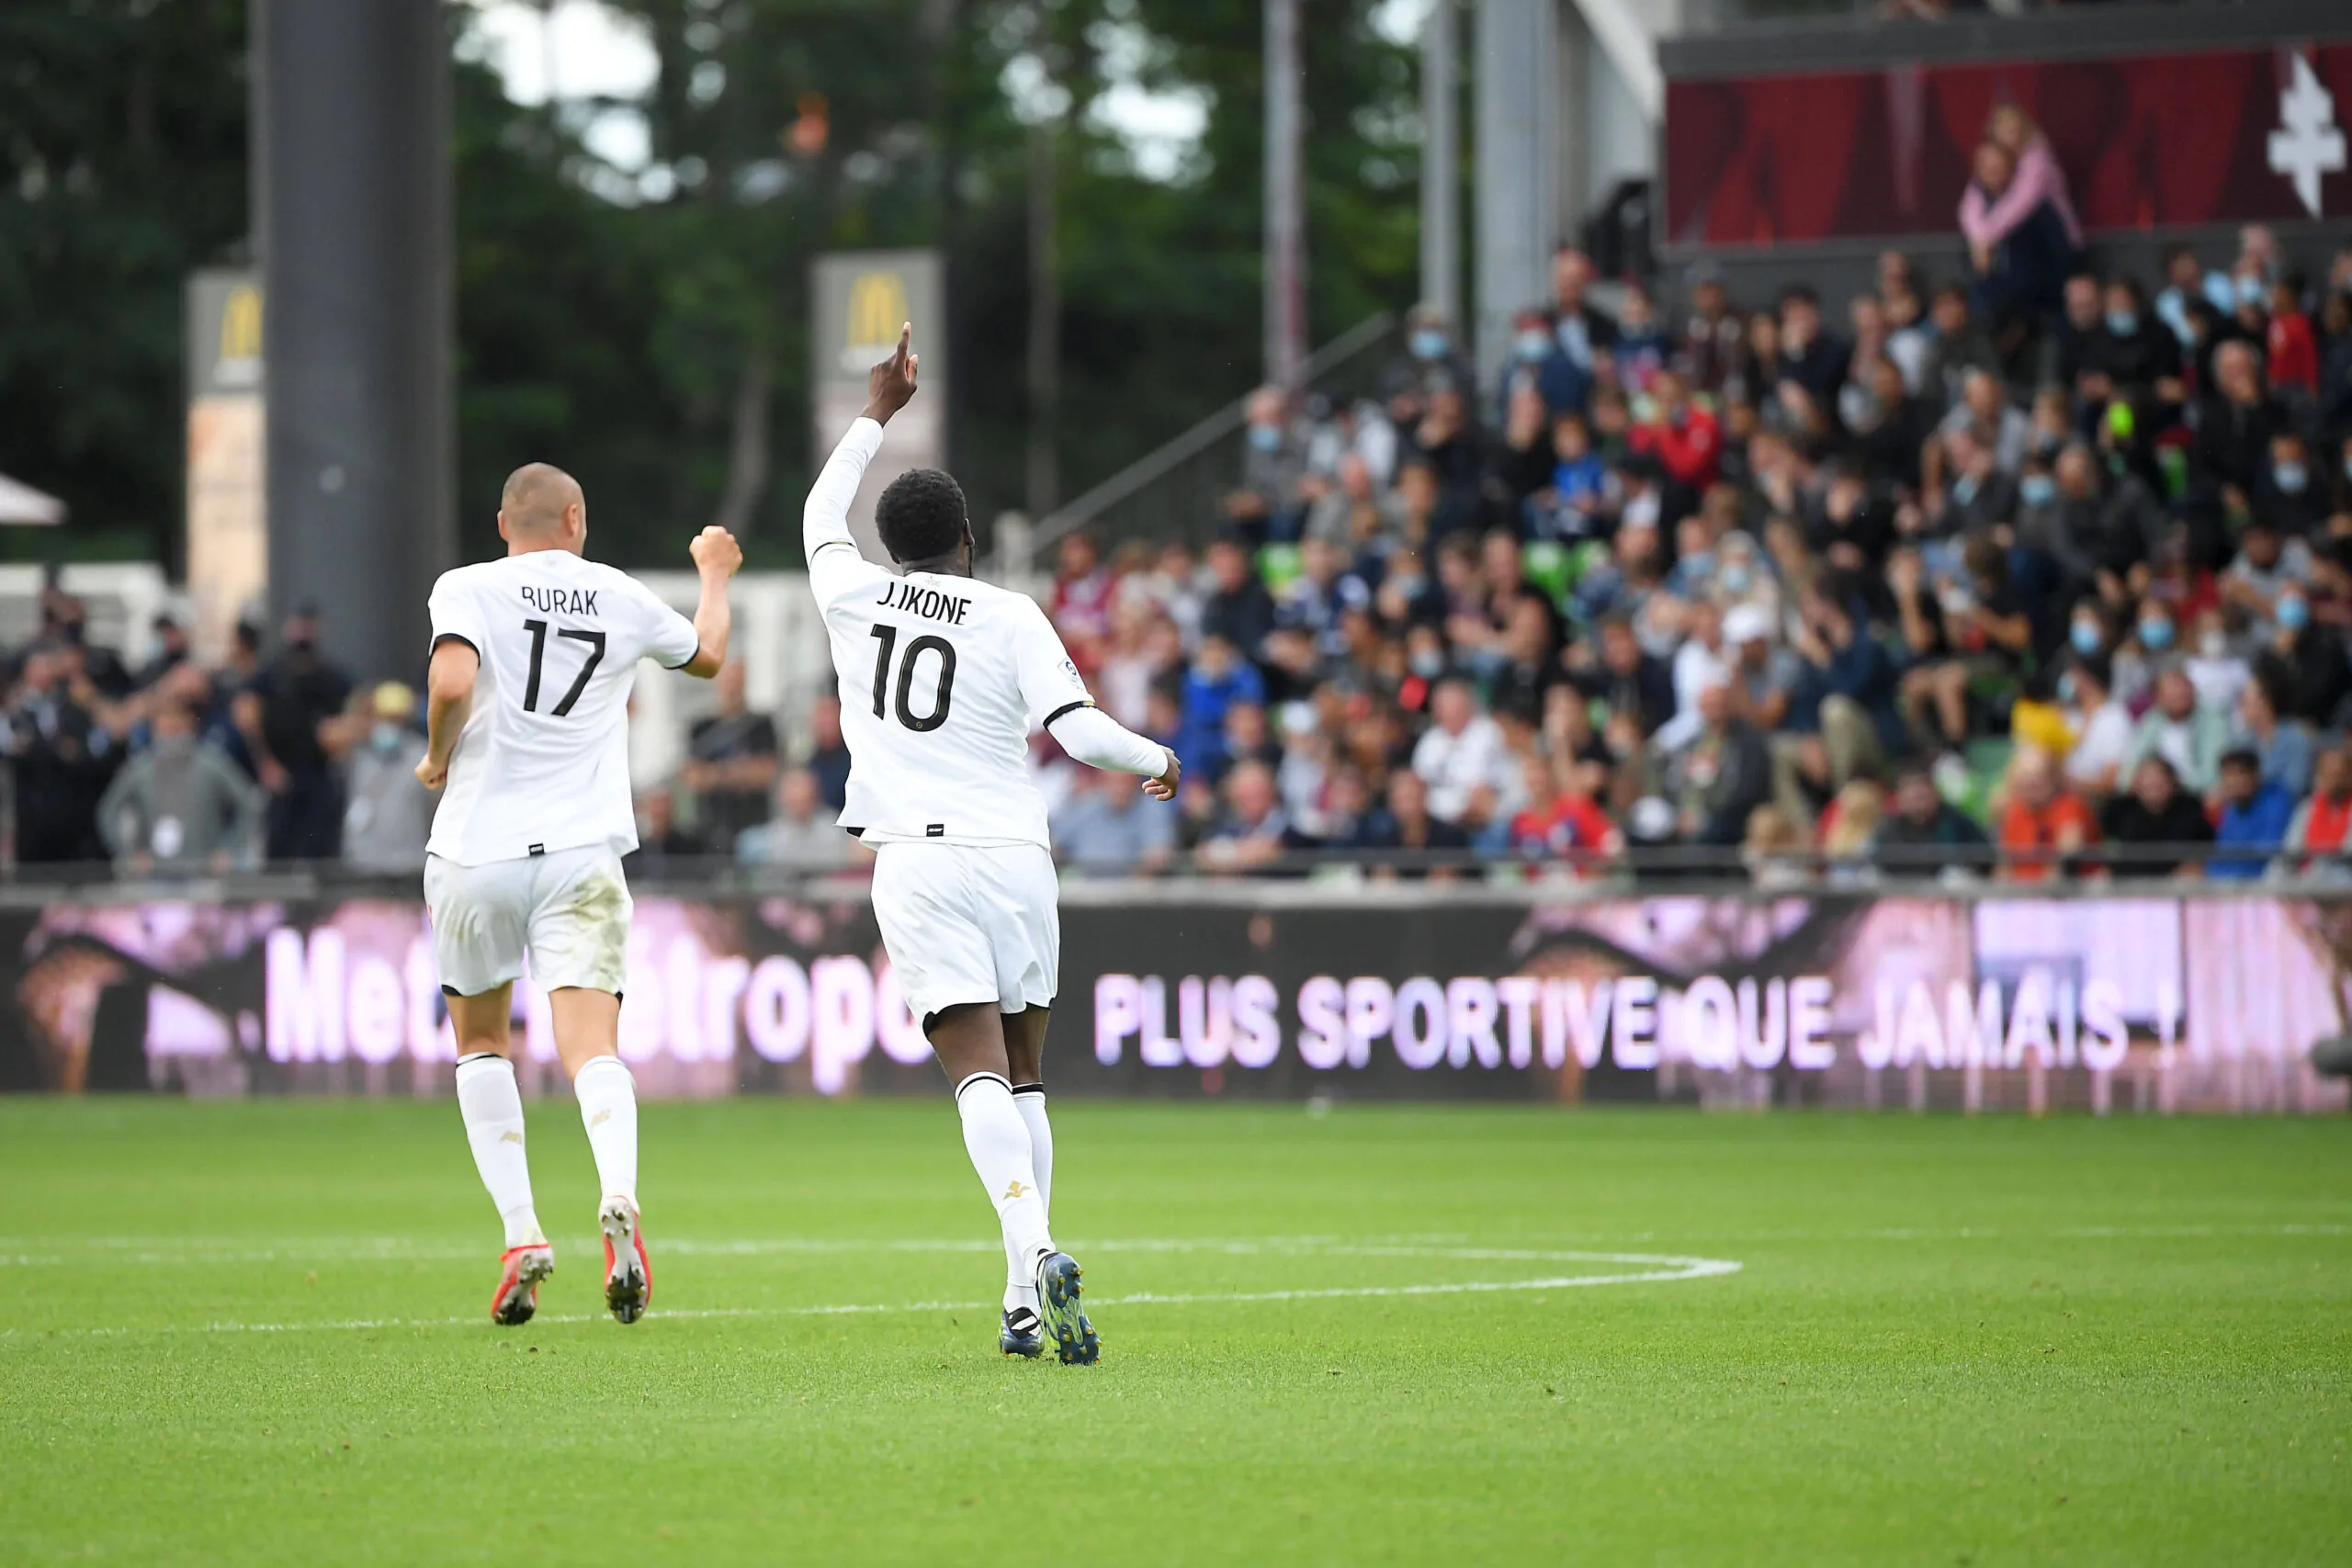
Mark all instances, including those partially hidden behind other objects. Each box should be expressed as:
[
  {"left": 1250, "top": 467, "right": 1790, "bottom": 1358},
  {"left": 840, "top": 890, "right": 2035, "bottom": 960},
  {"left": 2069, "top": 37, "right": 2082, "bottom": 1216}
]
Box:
[{"left": 520, "top": 619, "right": 605, "bottom": 716}]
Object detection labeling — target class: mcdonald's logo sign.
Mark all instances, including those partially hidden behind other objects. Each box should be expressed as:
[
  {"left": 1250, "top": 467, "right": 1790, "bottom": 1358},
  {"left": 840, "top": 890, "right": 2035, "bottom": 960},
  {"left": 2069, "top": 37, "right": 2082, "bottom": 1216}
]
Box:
[
  {"left": 814, "top": 250, "right": 937, "bottom": 385},
  {"left": 219, "top": 284, "right": 263, "bottom": 364},
  {"left": 845, "top": 270, "right": 908, "bottom": 353}
]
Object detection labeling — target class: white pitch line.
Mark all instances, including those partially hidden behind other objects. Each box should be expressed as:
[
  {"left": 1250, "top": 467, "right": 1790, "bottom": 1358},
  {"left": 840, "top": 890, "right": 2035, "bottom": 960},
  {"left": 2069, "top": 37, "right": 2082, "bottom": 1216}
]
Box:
[
  {"left": 4, "top": 1221, "right": 2345, "bottom": 1272},
  {"left": 0, "top": 1247, "right": 1743, "bottom": 1341}
]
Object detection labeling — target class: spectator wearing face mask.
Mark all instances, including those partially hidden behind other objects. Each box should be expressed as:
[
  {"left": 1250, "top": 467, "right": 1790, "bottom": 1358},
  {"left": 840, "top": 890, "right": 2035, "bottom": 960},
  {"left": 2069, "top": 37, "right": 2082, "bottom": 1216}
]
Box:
[
  {"left": 1224, "top": 386, "right": 1306, "bottom": 539},
  {"left": 1385, "top": 304, "right": 1479, "bottom": 415},
  {"left": 2081, "top": 277, "right": 2184, "bottom": 417},
  {"left": 1498, "top": 308, "right": 1583, "bottom": 420},
  {"left": 2255, "top": 432, "right": 2326, "bottom": 536},
  {"left": 2256, "top": 586, "right": 2351, "bottom": 727},
  {"left": 2180, "top": 605, "right": 2251, "bottom": 718},
  {"left": 2222, "top": 518, "right": 2313, "bottom": 626},
  {"left": 340, "top": 682, "right": 436, "bottom": 874}
]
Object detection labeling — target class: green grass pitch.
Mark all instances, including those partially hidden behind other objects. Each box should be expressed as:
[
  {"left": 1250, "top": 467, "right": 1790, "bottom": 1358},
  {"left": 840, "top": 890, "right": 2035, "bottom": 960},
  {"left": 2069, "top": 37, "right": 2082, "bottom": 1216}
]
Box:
[{"left": 2, "top": 1098, "right": 2346, "bottom": 1565}]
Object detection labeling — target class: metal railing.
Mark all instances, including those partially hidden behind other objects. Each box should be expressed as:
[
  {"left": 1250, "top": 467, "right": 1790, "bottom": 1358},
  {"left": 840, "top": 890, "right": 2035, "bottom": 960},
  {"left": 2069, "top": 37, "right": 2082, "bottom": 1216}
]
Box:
[
  {"left": 1, "top": 840, "right": 2338, "bottom": 904},
  {"left": 1013, "top": 311, "right": 1400, "bottom": 570}
]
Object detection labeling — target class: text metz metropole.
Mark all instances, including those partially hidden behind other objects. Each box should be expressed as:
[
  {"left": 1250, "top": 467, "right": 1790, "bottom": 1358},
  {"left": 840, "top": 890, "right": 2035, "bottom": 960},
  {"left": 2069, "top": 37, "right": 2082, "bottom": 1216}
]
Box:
[{"left": 877, "top": 581, "right": 972, "bottom": 625}]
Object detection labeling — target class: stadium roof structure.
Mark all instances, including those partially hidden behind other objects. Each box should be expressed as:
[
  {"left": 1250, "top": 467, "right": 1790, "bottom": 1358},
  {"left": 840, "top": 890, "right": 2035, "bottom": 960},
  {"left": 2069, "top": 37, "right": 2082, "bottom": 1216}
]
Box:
[{"left": 0, "top": 472, "right": 64, "bottom": 526}]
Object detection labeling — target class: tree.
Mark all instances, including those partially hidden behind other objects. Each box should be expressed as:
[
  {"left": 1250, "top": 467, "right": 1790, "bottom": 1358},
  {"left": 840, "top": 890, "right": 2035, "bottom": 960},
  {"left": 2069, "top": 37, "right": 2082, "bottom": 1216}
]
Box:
[
  {"left": 5, "top": 0, "right": 1423, "bottom": 570},
  {"left": 0, "top": 0, "right": 250, "bottom": 563}
]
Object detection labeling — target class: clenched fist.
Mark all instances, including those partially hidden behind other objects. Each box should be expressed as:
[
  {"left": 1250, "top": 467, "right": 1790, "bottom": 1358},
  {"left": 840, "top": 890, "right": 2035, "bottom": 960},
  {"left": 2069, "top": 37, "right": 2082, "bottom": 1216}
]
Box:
[{"left": 691, "top": 525, "right": 742, "bottom": 579}]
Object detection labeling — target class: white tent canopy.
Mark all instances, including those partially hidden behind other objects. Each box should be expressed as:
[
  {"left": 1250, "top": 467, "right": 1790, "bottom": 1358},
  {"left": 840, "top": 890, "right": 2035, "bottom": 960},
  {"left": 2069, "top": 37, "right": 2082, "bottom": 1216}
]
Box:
[{"left": 0, "top": 472, "right": 65, "bottom": 525}]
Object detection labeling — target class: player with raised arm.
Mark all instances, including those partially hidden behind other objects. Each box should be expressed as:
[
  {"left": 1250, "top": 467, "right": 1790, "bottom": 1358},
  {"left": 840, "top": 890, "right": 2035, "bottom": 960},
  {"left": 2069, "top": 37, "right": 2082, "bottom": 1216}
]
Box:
[
  {"left": 416, "top": 464, "right": 742, "bottom": 1326},
  {"left": 807, "top": 326, "right": 1179, "bottom": 1363}
]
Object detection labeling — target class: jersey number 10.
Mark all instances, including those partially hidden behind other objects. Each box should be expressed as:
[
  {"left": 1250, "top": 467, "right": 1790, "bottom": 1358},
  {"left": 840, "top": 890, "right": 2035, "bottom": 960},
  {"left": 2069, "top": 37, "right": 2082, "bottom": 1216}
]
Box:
[{"left": 867, "top": 624, "right": 956, "bottom": 732}]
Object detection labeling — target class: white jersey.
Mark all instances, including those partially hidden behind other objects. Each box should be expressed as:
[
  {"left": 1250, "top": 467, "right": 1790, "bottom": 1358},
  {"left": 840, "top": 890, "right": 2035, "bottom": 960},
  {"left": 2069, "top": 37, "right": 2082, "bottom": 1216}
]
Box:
[
  {"left": 426, "top": 551, "right": 699, "bottom": 866},
  {"left": 805, "top": 419, "right": 1141, "bottom": 850}
]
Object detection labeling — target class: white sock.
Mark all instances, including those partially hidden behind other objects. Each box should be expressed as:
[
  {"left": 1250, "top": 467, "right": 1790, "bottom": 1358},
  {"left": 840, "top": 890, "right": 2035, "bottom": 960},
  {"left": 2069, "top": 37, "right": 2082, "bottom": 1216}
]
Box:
[
  {"left": 1007, "top": 1083, "right": 1054, "bottom": 1309},
  {"left": 572, "top": 1055, "right": 639, "bottom": 1207},
  {"left": 956, "top": 1073, "right": 1053, "bottom": 1311},
  {"left": 455, "top": 1053, "right": 543, "bottom": 1249}
]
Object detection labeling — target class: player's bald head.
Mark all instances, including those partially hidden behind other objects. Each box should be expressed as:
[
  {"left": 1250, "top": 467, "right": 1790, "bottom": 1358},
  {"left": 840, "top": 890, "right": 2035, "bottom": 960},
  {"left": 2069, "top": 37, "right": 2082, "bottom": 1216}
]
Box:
[{"left": 500, "top": 463, "right": 583, "bottom": 536}]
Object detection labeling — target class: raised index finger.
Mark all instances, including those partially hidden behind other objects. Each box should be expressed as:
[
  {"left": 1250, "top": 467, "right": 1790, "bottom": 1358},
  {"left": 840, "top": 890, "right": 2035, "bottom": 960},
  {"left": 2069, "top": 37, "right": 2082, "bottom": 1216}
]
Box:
[{"left": 896, "top": 322, "right": 912, "bottom": 369}]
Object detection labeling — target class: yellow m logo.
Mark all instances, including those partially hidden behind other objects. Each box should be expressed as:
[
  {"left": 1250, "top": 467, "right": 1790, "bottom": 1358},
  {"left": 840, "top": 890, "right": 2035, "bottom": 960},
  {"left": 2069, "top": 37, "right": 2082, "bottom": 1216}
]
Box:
[
  {"left": 846, "top": 270, "right": 908, "bottom": 350},
  {"left": 219, "top": 284, "right": 263, "bottom": 363}
]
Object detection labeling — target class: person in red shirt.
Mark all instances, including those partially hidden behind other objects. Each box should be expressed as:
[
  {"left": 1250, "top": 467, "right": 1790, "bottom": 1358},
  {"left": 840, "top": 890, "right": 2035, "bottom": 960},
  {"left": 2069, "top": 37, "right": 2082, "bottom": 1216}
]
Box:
[
  {"left": 1996, "top": 745, "right": 2098, "bottom": 883},
  {"left": 1507, "top": 751, "right": 1622, "bottom": 871},
  {"left": 2267, "top": 278, "right": 2319, "bottom": 398},
  {"left": 2285, "top": 742, "right": 2352, "bottom": 874},
  {"left": 1626, "top": 367, "right": 1721, "bottom": 491},
  {"left": 1048, "top": 529, "right": 1114, "bottom": 672}
]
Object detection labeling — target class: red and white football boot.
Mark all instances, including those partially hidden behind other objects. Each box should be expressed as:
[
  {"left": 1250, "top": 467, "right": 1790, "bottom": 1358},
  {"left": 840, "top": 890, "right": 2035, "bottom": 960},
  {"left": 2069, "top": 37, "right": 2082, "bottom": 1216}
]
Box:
[
  {"left": 599, "top": 1195, "right": 650, "bottom": 1325},
  {"left": 492, "top": 1243, "right": 555, "bottom": 1326}
]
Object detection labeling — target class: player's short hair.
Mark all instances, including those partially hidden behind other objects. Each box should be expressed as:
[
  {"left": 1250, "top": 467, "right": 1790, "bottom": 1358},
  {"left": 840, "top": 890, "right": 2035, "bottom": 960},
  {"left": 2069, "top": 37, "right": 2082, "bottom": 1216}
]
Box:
[
  {"left": 875, "top": 468, "right": 968, "bottom": 563},
  {"left": 501, "top": 463, "right": 582, "bottom": 535}
]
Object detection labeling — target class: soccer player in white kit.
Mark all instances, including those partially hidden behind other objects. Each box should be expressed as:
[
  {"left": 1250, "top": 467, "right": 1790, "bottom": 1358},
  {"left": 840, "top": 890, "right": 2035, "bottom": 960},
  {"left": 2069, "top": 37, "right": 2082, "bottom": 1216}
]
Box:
[
  {"left": 415, "top": 462, "right": 743, "bottom": 1326},
  {"left": 808, "top": 328, "right": 1178, "bottom": 1362}
]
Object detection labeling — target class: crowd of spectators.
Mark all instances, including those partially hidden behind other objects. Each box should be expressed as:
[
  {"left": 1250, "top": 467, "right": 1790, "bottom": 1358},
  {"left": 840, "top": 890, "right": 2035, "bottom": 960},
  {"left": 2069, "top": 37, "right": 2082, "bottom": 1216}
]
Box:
[
  {"left": 0, "top": 582, "right": 438, "bottom": 876},
  {"left": 1022, "top": 126, "right": 2352, "bottom": 885},
  {"left": 14, "top": 98, "right": 2352, "bottom": 890}
]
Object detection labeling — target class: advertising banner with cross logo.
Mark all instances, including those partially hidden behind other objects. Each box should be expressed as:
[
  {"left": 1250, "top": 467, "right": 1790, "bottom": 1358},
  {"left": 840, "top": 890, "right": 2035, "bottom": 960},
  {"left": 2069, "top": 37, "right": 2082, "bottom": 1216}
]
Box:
[{"left": 1665, "top": 42, "right": 2352, "bottom": 249}]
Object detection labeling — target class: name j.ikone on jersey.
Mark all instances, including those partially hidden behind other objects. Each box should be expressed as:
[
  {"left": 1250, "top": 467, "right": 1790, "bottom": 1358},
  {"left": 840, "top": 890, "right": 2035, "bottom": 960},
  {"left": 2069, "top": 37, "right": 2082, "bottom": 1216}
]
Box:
[{"left": 876, "top": 580, "right": 972, "bottom": 625}]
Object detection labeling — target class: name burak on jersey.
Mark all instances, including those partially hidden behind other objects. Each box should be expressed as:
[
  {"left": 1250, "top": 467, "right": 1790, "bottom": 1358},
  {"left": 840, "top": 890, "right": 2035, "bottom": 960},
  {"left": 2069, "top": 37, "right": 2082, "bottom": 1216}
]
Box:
[{"left": 519, "top": 584, "right": 601, "bottom": 615}]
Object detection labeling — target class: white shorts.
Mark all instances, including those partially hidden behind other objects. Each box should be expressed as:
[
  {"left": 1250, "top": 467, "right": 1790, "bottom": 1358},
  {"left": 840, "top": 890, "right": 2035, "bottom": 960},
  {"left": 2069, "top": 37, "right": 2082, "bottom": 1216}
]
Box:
[
  {"left": 870, "top": 841, "right": 1059, "bottom": 1029},
  {"left": 424, "top": 846, "right": 632, "bottom": 998}
]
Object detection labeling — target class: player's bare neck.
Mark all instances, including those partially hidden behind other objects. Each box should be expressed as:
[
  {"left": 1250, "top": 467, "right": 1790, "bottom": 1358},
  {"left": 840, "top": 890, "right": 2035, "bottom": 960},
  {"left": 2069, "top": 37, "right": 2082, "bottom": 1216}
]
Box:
[
  {"left": 899, "top": 552, "right": 972, "bottom": 579},
  {"left": 507, "top": 538, "right": 583, "bottom": 559}
]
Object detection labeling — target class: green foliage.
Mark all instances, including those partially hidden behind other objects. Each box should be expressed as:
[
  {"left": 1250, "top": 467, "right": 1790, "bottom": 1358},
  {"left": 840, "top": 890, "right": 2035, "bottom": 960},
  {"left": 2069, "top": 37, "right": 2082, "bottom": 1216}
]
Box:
[
  {"left": 0, "top": 0, "right": 250, "bottom": 562},
  {"left": 5, "top": 0, "right": 1421, "bottom": 570}
]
